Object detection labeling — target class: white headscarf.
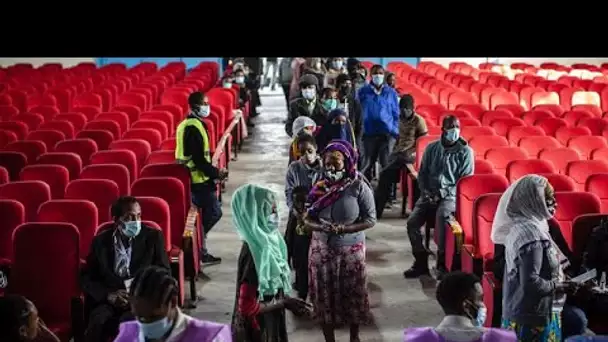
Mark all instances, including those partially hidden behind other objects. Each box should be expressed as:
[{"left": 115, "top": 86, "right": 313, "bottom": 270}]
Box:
[
  {"left": 491, "top": 175, "right": 554, "bottom": 274},
  {"left": 291, "top": 116, "right": 316, "bottom": 138}
]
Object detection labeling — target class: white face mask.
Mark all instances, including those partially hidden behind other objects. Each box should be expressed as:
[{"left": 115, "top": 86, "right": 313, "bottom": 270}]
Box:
[
  {"left": 235, "top": 76, "right": 245, "bottom": 84},
  {"left": 198, "top": 105, "right": 211, "bottom": 118}
]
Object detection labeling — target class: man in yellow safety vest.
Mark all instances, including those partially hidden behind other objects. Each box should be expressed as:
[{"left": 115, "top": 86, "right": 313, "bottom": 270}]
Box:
[{"left": 175, "top": 91, "right": 228, "bottom": 265}]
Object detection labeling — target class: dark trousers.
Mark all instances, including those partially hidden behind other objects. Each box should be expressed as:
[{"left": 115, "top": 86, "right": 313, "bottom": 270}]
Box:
[
  {"left": 281, "top": 83, "right": 291, "bottom": 109},
  {"left": 191, "top": 183, "right": 223, "bottom": 255},
  {"left": 375, "top": 151, "right": 413, "bottom": 218},
  {"left": 562, "top": 304, "right": 588, "bottom": 338},
  {"left": 407, "top": 198, "right": 456, "bottom": 258},
  {"left": 85, "top": 303, "right": 133, "bottom": 342},
  {"left": 361, "top": 134, "right": 396, "bottom": 180}
]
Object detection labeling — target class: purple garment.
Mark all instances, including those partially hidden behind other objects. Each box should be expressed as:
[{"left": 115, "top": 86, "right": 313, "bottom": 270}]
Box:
[
  {"left": 404, "top": 327, "right": 516, "bottom": 342},
  {"left": 114, "top": 318, "right": 232, "bottom": 342}
]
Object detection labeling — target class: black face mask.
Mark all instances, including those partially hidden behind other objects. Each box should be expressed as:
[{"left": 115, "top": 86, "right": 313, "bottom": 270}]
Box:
[{"left": 339, "top": 85, "right": 353, "bottom": 98}]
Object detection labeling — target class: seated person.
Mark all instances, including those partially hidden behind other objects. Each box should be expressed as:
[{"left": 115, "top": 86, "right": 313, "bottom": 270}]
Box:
[
  {"left": 374, "top": 94, "right": 428, "bottom": 218},
  {"left": 220, "top": 74, "right": 234, "bottom": 89},
  {"left": 233, "top": 68, "right": 250, "bottom": 109},
  {"left": 0, "top": 295, "right": 60, "bottom": 342},
  {"left": 288, "top": 116, "right": 317, "bottom": 165},
  {"left": 404, "top": 271, "right": 516, "bottom": 341},
  {"left": 81, "top": 196, "right": 170, "bottom": 342},
  {"left": 114, "top": 266, "right": 231, "bottom": 341},
  {"left": 284, "top": 74, "right": 328, "bottom": 137},
  {"left": 404, "top": 115, "right": 473, "bottom": 280}
]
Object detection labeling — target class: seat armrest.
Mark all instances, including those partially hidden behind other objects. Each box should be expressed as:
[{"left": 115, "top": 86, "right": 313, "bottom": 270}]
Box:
[{"left": 462, "top": 244, "right": 475, "bottom": 258}]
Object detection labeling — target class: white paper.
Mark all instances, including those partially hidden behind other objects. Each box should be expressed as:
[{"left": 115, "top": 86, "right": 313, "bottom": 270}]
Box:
[
  {"left": 124, "top": 278, "right": 134, "bottom": 292},
  {"left": 570, "top": 269, "right": 597, "bottom": 284}
]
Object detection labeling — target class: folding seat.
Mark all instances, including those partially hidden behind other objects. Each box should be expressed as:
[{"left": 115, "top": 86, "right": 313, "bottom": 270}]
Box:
[
  {"left": 532, "top": 104, "right": 564, "bottom": 117},
  {"left": 29, "top": 105, "right": 59, "bottom": 121},
  {"left": 537, "top": 173, "right": 576, "bottom": 192},
  {"left": 458, "top": 118, "right": 481, "bottom": 127},
  {"left": 145, "top": 150, "right": 175, "bottom": 166},
  {"left": 0, "top": 166, "right": 8, "bottom": 185},
  {"left": 494, "top": 104, "right": 524, "bottom": 117},
  {"left": 0, "top": 105, "right": 19, "bottom": 121},
  {"left": 129, "top": 88, "right": 153, "bottom": 110},
  {"left": 73, "top": 92, "right": 102, "bottom": 110},
  {"left": 566, "top": 160, "right": 608, "bottom": 191},
  {"left": 0, "top": 121, "right": 29, "bottom": 140},
  {"left": 461, "top": 127, "right": 495, "bottom": 141},
  {"left": 90, "top": 149, "right": 138, "bottom": 183},
  {"left": 134, "top": 197, "right": 171, "bottom": 242},
  {"left": 506, "top": 159, "right": 556, "bottom": 183},
  {"left": 553, "top": 192, "right": 601, "bottom": 250},
  {"left": 16, "top": 113, "right": 45, "bottom": 131},
  {"left": 118, "top": 92, "right": 147, "bottom": 112},
  {"left": 469, "top": 135, "right": 509, "bottom": 159},
  {"left": 538, "top": 147, "right": 581, "bottom": 174},
  {"left": 563, "top": 110, "right": 593, "bottom": 126},
  {"left": 123, "top": 128, "right": 162, "bottom": 151},
  {"left": 47, "top": 88, "right": 72, "bottom": 112},
  {"left": 112, "top": 104, "right": 141, "bottom": 125},
  {"left": 489, "top": 117, "right": 525, "bottom": 137},
  {"left": 4, "top": 140, "right": 47, "bottom": 164},
  {"left": 75, "top": 129, "right": 114, "bottom": 150},
  {"left": 591, "top": 146, "right": 608, "bottom": 163},
  {"left": 83, "top": 120, "right": 122, "bottom": 141},
  {"left": 109, "top": 139, "right": 152, "bottom": 176},
  {"left": 54, "top": 112, "right": 88, "bottom": 132},
  {"left": 481, "top": 110, "right": 513, "bottom": 126},
  {"left": 94, "top": 111, "right": 130, "bottom": 134},
  {"left": 0, "top": 151, "right": 27, "bottom": 181},
  {"left": 7, "top": 89, "right": 27, "bottom": 112},
  {"left": 0, "top": 199, "right": 25, "bottom": 261},
  {"left": 571, "top": 104, "right": 602, "bottom": 117},
  {"left": 475, "top": 159, "right": 494, "bottom": 174},
  {"left": 447, "top": 174, "right": 508, "bottom": 271},
  {"left": 34, "top": 152, "right": 82, "bottom": 181},
  {"left": 518, "top": 136, "right": 561, "bottom": 157},
  {"left": 72, "top": 104, "right": 101, "bottom": 121},
  {"left": 455, "top": 104, "right": 486, "bottom": 120},
  {"left": 141, "top": 163, "right": 191, "bottom": 211},
  {"left": 132, "top": 119, "right": 168, "bottom": 141},
  {"left": 0, "top": 181, "right": 51, "bottom": 221},
  {"left": 7, "top": 222, "right": 82, "bottom": 341},
  {"left": 521, "top": 110, "right": 555, "bottom": 126},
  {"left": 567, "top": 135, "right": 608, "bottom": 159},
  {"left": 537, "top": 117, "right": 568, "bottom": 136},
  {"left": 39, "top": 120, "right": 75, "bottom": 139},
  {"left": 140, "top": 110, "right": 175, "bottom": 135},
  {"left": 484, "top": 147, "right": 528, "bottom": 176},
  {"left": 553, "top": 125, "right": 592, "bottom": 145},
  {"left": 160, "top": 138, "right": 176, "bottom": 151},
  {"left": 0, "top": 130, "right": 18, "bottom": 149},
  {"left": 19, "top": 164, "right": 69, "bottom": 199},
  {"left": 462, "top": 193, "right": 502, "bottom": 275},
  {"left": 65, "top": 179, "right": 120, "bottom": 222},
  {"left": 578, "top": 117, "right": 608, "bottom": 136},
  {"left": 79, "top": 164, "right": 130, "bottom": 198},
  {"left": 26, "top": 129, "right": 66, "bottom": 152},
  {"left": 152, "top": 104, "right": 184, "bottom": 124},
  {"left": 585, "top": 174, "right": 608, "bottom": 212}
]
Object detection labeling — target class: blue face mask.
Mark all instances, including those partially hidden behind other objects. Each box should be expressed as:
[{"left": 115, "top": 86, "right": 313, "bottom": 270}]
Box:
[
  {"left": 222, "top": 82, "right": 232, "bottom": 89},
  {"left": 235, "top": 76, "right": 245, "bottom": 85},
  {"left": 444, "top": 127, "right": 460, "bottom": 143},
  {"left": 372, "top": 74, "right": 384, "bottom": 86},
  {"left": 138, "top": 317, "right": 173, "bottom": 340},
  {"left": 332, "top": 60, "right": 343, "bottom": 70},
  {"left": 198, "top": 104, "right": 211, "bottom": 118},
  {"left": 322, "top": 99, "right": 338, "bottom": 110},
  {"left": 267, "top": 212, "right": 279, "bottom": 230},
  {"left": 121, "top": 220, "right": 141, "bottom": 238},
  {"left": 302, "top": 88, "right": 316, "bottom": 100}
]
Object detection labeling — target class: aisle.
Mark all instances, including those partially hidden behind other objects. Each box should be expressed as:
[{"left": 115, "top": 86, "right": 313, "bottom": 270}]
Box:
[{"left": 190, "top": 89, "right": 442, "bottom": 341}]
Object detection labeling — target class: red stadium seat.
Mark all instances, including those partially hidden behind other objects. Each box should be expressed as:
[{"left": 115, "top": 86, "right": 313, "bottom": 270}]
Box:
[
  {"left": 521, "top": 110, "right": 555, "bottom": 126},
  {"left": 591, "top": 147, "right": 608, "bottom": 162},
  {"left": 95, "top": 111, "right": 130, "bottom": 135},
  {"left": 494, "top": 104, "right": 524, "bottom": 117},
  {"left": 571, "top": 104, "right": 602, "bottom": 117},
  {"left": 133, "top": 196, "right": 171, "bottom": 247},
  {"left": 65, "top": 179, "right": 120, "bottom": 222},
  {"left": 563, "top": 110, "right": 593, "bottom": 126},
  {"left": 35, "top": 152, "right": 83, "bottom": 181},
  {"left": 39, "top": 120, "right": 75, "bottom": 139},
  {"left": 456, "top": 104, "right": 486, "bottom": 120},
  {"left": 90, "top": 150, "right": 138, "bottom": 183},
  {"left": 140, "top": 110, "right": 175, "bottom": 136},
  {"left": 80, "top": 164, "right": 130, "bottom": 196},
  {"left": 506, "top": 160, "right": 556, "bottom": 183},
  {"left": 566, "top": 160, "right": 608, "bottom": 191},
  {"left": 462, "top": 193, "right": 502, "bottom": 275},
  {"left": 585, "top": 174, "right": 608, "bottom": 212},
  {"left": 481, "top": 110, "right": 513, "bottom": 126},
  {"left": 83, "top": 120, "right": 122, "bottom": 140},
  {"left": 145, "top": 150, "right": 175, "bottom": 165},
  {"left": 140, "top": 163, "right": 192, "bottom": 212},
  {"left": 37, "top": 199, "right": 98, "bottom": 257},
  {"left": 0, "top": 167, "right": 7, "bottom": 185},
  {"left": 532, "top": 104, "right": 564, "bottom": 117},
  {"left": 469, "top": 135, "right": 509, "bottom": 159},
  {"left": 518, "top": 136, "right": 561, "bottom": 158},
  {"left": 4, "top": 140, "right": 47, "bottom": 164},
  {"left": 75, "top": 129, "right": 114, "bottom": 150},
  {"left": 55, "top": 112, "right": 88, "bottom": 131},
  {"left": 578, "top": 117, "right": 608, "bottom": 136},
  {"left": 132, "top": 119, "right": 168, "bottom": 141},
  {"left": 507, "top": 126, "right": 545, "bottom": 146},
  {"left": 16, "top": 113, "right": 45, "bottom": 131},
  {"left": 153, "top": 104, "right": 184, "bottom": 124},
  {"left": 0, "top": 121, "right": 29, "bottom": 140},
  {"left": 54, "top": 139, "right": 98, "bottom": 166},
  {"left": 112, "top": 104, "right": 141, "bottom": 124},
  {"left": 109, "top": 139, "right": 151, "bottom": 174},
  {"left": 160, "top": 138, "right": 176, "bottom": 151},
  {"left": 484, "top": 147, "right": 529, "bottom": 177},
  {"left": 7, "top": 222, "right": 81, "bottom": 340},
  {"left": 48, "top": 88, "right": 72, "bottom": 112},
  {"left": 26, "top": 129, "right": 66, "bottom": 152},
  {"left": 489, "top": 117, "right": 525, "bottom": 137},
  {"left": 553, "top": 192, "right": 601, "bottom": 250},
  {"left": 475, "top": 159, "right": 495, "bottom": 174},
  {"left": 72, "top": 105, "right": 101, "bottom": 121},
  {"left": 537, "top": 173, "right": 576, "bottom": 192},
  {"left": 123, "top": 128, "right": 162, "bottom": 151},
  {"left": 118, "top": 92, "right": 147, "bottom": 111},
  {"left": 555, "top": 126, "right": 592, "bottom": 146},
  {"left": 19, "top": 164, "right": 69, "bottom": 199},
  {"left": 539, "top": 147, "right": 582, "bottom": 174},
  {"left": 0, "top": 199, "right": 25, "bottom": 261},
  {"left": 0, "top": 151, "right": 27, "bottom": 181},
  {"left": 537, "top": 117, "right": 568, "bottom": 136},
  {"left": 567, "top": 136, "right": 608, "bottom": 159},
  {"left": 30, "top": 105, "right": 60, "bottom": 121},
  {"left": 0, "top": 181, "right": 51, "bottom": 221},
  {"left": 0, "top": 130, "right": 18, "bottom": 149},
  {"left": 0, "top": 105, "right": 19, "bottom": 121}
]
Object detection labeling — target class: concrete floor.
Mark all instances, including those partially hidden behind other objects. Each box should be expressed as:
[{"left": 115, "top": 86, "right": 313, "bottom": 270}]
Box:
[{"left": 189, "top": 89, "right": 443, "bottom": 341}]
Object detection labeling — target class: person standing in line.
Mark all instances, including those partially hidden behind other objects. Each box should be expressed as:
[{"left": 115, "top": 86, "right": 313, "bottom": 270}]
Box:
[
  {"left": 176, "top": 92, "right": 229, "bottom": 265},
  {"left": 284, "top": 74, "right": 328, "bottom": 137},
  {"left": 263, "top": 57, "right": 279, "bottom": 91},
  {"left": 301, "top": 58, "right": 327, "bottom": 96},
  {"left": 324, "top": 57, "right": 347, "bottom": 88},
  {"left": 288, "top": 116, "right": 317, "bottom": 165},
  {"left": 374, "top": 94, "right": 428, "bottom": 218},
  {"left": 289, "top": 58, "right": 307, "bottom": 102},
  {"left": 244, "top": 58, "right": 263, "bottom": 118},
  {"left": 278, "top": 57, "right": 294, "bottom": 107},
  {"left": 357, "top": 64, "right": 400, "bottom": 181},
  {"left": 403, "top": 115, "right": 473, "bottom": 280},
  {"left": 404, "top": 271, "right": 517, "bottom": 341},
  {"left": 335, "top": 74, "right": 363, "bottom": 162}
]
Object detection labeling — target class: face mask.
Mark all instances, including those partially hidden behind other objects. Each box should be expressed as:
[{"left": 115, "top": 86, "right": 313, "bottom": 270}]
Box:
[
  {"left": 469, "top": 303, "right": 487, "bottom": 328},
  {"left": 235, "top": 76, "right": 245, "bottom": 85},
  {"left": 546, "top": 198, "right": 557, "bottom": 216},
  {"left": 339, "top": 85, "right": 352, "bottom": 97},
  {"left": 138, "top": 317, "right": 173, "bottom": 340},
  {"left": 302, "top": 88, "right": 316, "bottom": 100},
  {"left": 332, "top": 60, "right": 343, "bottom": 70},
  {"left": 198, "top": 105, "right": 211, "bottom": 118},
  {"left": 223, "top": 82, "right": 232, "bottom": 89},
  {"left": 325, "top": 169, "right": 344, "bottom": 182},
  {"left": 323, "top": 99, "right": 338, "bottom": 111},
  {"left": 315, "top": 62, "right": 322, "bottom": 70},
  {"left": 401, "top": 108, "right": 413, "bottom": 119},
  {"left": 372, "top": 74, "right": 384, "bottom": 86},
  {"left": 121, "top": 220, "right": 141, "bottom": 238},
  {"left": 444, "top": 127, "right": 460, "bottom": 143},
  {"left": 267, "top": 212, "right": 279, "bottom": 230}
]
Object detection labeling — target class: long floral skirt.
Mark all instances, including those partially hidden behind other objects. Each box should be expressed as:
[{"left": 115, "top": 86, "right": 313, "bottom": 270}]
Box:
[
  {"left": 308, "top": 235, "right": 371, "bottom": 326},
  {"left": 501, "top": 312, "right": 562, "bottom": 342}
]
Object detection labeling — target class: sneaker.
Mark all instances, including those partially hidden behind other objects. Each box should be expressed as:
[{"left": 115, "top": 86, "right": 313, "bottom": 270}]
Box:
[{"left": 201, "top": 254, "right": 222, "bottom": 265}]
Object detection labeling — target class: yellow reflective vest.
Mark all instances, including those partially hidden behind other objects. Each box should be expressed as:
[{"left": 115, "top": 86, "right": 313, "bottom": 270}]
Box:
[{"left": 175, "top": 117, "right": 211, "bottom": 184}]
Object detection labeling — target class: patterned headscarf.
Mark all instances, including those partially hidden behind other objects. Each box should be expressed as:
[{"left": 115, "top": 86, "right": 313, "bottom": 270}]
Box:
[{"left": 306, "top": 140, "right": 359, "bottom": 219}]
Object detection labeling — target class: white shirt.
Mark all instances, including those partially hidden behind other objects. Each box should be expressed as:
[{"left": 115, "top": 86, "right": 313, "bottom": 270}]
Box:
[{"left": 434, "top": 315, "right": 485, "bottom": 342}]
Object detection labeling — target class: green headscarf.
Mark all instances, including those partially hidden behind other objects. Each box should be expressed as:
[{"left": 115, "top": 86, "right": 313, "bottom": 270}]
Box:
[{"left": 231, "top": 183, "right": 292, "bottom": 298}]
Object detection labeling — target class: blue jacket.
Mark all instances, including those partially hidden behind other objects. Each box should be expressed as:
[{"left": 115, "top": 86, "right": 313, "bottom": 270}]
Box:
[{"left": 357, "top": 83, "right": 400, "bottom": 137}]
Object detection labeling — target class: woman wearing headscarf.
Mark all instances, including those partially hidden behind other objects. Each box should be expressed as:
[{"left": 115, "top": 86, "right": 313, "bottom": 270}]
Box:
[
  {"left": 315, "top": 108, "right": 356, "bottom": 153},
  {"left": 288, "top": 116, "right": 317, "bottom": 165},
  {"left": 304, "top": 140, "right": 376, "bottom": 342},
  {"left": 491, "top": 175, "right": 579, "bottom": 342}
]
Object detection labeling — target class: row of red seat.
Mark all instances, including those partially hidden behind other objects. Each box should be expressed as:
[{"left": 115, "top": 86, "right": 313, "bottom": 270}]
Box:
[{"left": 0, "top": 60, "right": 242, "bottom": 341}]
